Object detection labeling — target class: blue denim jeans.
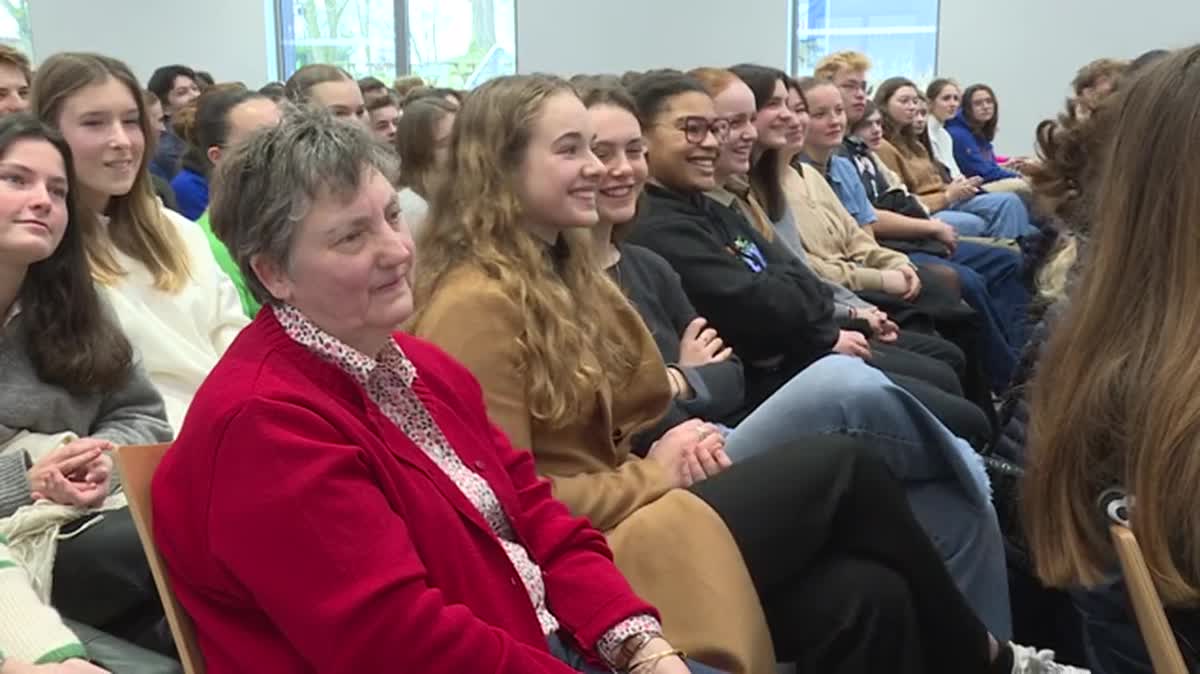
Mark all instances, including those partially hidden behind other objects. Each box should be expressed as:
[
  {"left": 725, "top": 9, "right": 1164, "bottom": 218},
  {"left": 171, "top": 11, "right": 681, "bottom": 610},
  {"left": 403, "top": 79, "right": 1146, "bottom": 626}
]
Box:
[
  {"left": 547, "top": 632, "right": 728, "bottom": 673},
  {"left": 937, "top": 192, "right": 1038, "bottom": 239},
  {"left": 722, "top": 354, "right": 1012, "bottom": 639},
  {"left": 911, "top": 242, "right": 1031, "bottom": 390}
]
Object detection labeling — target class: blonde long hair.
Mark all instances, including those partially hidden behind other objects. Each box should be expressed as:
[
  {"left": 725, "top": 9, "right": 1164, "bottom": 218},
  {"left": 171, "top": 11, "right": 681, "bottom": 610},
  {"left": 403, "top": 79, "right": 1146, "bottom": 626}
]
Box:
[
  {"left": 1024, "top": 45, "right": 1200, "bottom": 606},
  {"left": 410, "top": 74, "right": 636, "bottom": 428},
  {"left": 32, "top": 52, "right": 191, "bottom": 291}
]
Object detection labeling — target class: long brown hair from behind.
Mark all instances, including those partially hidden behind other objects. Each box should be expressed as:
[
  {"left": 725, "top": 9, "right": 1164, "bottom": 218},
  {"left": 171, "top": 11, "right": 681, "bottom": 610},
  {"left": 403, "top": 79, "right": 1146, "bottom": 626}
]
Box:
[
  {"left": 1024, "top": 44, "right": 1200, "bottom": 606},
  {"left": 31, "top": 52, "right": 192, "bottom": 292},
  {"left": 394, "top": 96, "right": 457, "bottom": 198},
  {"left": 410, "top": 74, "right": 637, "bottom": 428},
  {"left": 2, "top": 113, "right": 133, "bottom": 393},
  {"left": 874, "top": 76, "right": 930, "bottom": 158}
]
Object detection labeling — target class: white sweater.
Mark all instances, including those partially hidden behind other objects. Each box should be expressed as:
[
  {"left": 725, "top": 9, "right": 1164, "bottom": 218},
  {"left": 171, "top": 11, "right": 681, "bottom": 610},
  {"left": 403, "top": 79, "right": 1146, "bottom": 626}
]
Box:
[
  {"left": 97, "top": 208, "right": 249, "bottom": 433},
  {"left": 927, "top": 117, "right": 964, "bottom": 180}
]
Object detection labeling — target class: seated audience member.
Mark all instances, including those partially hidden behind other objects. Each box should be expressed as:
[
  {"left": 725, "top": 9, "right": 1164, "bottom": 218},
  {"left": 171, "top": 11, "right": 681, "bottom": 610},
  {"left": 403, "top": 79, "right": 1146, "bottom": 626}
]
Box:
[
  {"left": 172, "top": 86, "right": 282, "bottom": 315},
  {"left": 813, "top": 50, "right": 871, "bottom": 127},
  {"left": 193, "top": 70, "right": 214, "bottom": 90},
  {"left": 153, "top": 106, "right": 726, "bottom": 674},
  {"left": 393, "top": 74, "right": 425, "bottom": 99},
  {"left": 629, "top": 71, "right": 991, "bottom": 448},
  {"left": 366, "top": 92, "right": 399, "bottom": 143},
  {"left": 141, "top": 90, "right": 165, "bottom": 137},
  {"left": 31, "top": 53, "right": 249, "bottom": 431},
  {"left": 402, "top": 85, "right": 464, "bottom": 109},
  {"left": 394, "top": 96, "right": 456, "bottom": 236},
  {"left": 926, "top": 78, "right": 966, "bottom": 179},
  {"left": 872, "top": 77, "right": 1037, "bottom": 240},
  {"left": 1070, "top": 58, "right": 1127, "bottom": 120},
  {"left": 140, "top": 90, "right": 178, "bottom": 213},
  {"left": 356, "top": 75, "right": 389, "bottom": 102},
  {"left": 145, "top": 65, "right": 201, "bottom": 181},
  {"left": 578, "top": 75, "right": 1010, "bottom": 635},
  {"left": 411, "top": 72, "right": 1080, "bottom": 674},
  {"left": 0, "top": 113, "right": 179, "bottom": 672},
  {"left": 257, "top": 81, "right": 286, "bottom": 103},
  {"left": 843, "top": 99, "right": 1031, "bottom": 391},
  {"left": 285, "top": 64, "right": 367, "bottom": 125},
  {"left": 1025, "top": 45, "right": 1200, "bottom": 673},
  {"left": 0, "top": 46, "right": 30, "bottom": 117},
  {"left": 169, "top": 85, "right": 280, "bottom": 221},
  {"left": 946, "top": 84, "right": 1034, "bottom": 196}
]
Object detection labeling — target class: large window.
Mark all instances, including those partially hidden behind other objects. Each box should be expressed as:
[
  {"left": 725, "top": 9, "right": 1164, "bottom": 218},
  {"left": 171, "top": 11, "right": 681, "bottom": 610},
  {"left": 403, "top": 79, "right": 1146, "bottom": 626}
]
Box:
[
  {"left": 0, "top": 0, "right": 32, "bottom": 58},
  {"left": 276, "top": 0, "right": 514, "bottom": 88},
  {"left": 793, "top": 0, "right": 939, "bottom": 84}
]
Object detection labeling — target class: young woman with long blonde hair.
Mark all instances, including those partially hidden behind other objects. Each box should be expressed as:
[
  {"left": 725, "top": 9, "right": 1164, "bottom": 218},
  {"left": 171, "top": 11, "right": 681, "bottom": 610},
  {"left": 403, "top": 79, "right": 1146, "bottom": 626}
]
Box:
[{"left": 30, "top": 53, "right": 248, "bottom": 432}]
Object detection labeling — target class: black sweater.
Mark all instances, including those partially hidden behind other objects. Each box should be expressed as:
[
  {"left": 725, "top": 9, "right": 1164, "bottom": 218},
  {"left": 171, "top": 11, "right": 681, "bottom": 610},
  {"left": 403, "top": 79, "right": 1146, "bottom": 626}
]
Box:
[
  {"left": 628, "top": 183, "right": 838, "bottom": 370},
  {"left": 612, "top": 243, "right": 746, "bottom": 452}
]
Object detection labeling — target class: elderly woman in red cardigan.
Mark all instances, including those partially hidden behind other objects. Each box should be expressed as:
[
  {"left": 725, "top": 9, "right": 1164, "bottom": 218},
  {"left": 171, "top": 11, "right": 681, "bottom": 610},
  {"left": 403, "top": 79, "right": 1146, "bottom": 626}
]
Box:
[{"left": 148, "top": 108, "right": 721, "bottom": 674}]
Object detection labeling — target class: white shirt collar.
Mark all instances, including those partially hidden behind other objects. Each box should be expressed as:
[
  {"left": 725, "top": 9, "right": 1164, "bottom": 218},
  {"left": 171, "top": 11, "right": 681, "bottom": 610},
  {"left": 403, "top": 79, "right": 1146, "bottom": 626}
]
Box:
[{"left": 2, "top": 300, "right": 20, "bottom": 328}]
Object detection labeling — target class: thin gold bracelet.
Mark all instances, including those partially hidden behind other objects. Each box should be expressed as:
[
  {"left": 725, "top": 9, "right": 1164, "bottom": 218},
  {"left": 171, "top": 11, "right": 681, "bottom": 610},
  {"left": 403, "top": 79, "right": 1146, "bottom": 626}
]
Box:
[{"left": 627, "top": 648, "right": 686, "bottom": 672}]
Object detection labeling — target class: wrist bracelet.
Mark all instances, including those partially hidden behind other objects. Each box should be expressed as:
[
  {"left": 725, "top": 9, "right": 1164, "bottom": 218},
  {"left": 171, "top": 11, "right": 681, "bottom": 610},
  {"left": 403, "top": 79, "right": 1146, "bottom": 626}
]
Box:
[{"left": 628, "top": 648, "right": 686, "bottom": 672}]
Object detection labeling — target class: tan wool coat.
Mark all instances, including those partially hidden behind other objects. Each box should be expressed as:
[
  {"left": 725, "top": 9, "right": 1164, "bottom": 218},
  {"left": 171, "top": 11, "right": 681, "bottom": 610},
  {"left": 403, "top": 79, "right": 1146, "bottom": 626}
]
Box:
[
  {"left": 413, "top": 265, "right": 777, "bottom": 674},
  {"left": 781, "top": 164, "right": 912, "bottom": 292},
  {"left": 874, "top": 139, "right": 954, "bottom": 213}
]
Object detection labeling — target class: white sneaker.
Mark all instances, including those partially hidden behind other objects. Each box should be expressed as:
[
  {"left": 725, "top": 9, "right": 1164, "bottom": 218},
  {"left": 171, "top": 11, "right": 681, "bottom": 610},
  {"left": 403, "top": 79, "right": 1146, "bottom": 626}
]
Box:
[{"left": 1009, "top": 643, "right": 1091, "bottom": 673}]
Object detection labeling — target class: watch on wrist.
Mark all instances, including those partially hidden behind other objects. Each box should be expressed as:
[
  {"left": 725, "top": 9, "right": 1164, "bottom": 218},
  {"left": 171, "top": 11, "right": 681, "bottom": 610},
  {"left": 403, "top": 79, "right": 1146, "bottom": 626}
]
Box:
[{"left": 616, "top": 632, "right": 660, "bottom": 671}]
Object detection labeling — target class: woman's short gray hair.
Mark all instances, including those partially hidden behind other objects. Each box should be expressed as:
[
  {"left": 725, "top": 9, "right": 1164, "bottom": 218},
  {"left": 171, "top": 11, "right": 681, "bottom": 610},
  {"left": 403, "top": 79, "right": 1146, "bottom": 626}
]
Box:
[{"left": 208, "top": 107, "right": 399, "bottom": 306}]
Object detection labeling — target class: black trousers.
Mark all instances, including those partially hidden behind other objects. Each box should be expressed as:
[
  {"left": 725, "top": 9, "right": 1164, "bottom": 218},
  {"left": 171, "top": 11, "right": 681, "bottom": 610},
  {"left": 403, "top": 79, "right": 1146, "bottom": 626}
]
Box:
[
  {"left": 68, "top": 620, "right": 182, "bottom": 674},
  {"left": 689, "top": 436, "right": 994, "bottom": 674},
  {"left": 53, "top": 507, "right": 175, "bottom": 656},
  {"left": 868, "top": 340, "right": 992, "bottom": 447}
]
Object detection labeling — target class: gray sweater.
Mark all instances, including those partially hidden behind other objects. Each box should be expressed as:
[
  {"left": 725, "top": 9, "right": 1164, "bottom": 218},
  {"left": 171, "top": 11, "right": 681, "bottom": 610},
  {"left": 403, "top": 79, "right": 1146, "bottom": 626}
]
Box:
[{"left": 0, "top": 311, "right": 172, "bottom": 517}]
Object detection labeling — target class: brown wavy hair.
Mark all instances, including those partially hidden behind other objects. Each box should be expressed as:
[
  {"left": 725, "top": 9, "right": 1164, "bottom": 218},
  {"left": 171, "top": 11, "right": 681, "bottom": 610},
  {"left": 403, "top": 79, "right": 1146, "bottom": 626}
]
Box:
[
  {"left": 32, "top": 52, "right": 192, "bottom": 291},
  {"left": 410, "top": 74, "right": 636, "bottom": 428},
  {"left": 1025, "top": 45, "right": 1200, "bottom": 606}
]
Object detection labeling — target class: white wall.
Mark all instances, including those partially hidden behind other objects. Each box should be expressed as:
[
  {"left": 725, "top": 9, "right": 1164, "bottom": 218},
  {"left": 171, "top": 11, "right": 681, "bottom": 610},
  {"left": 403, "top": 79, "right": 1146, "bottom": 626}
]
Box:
[
  {"left": 516, "top": 0, "right": 790, "bottom": 76},
  {"left": 938, "top": 0, "right": 1198, "bottom": 155},
  {"left": 29, "top": 0, "right": 275, "bottom": 88}
]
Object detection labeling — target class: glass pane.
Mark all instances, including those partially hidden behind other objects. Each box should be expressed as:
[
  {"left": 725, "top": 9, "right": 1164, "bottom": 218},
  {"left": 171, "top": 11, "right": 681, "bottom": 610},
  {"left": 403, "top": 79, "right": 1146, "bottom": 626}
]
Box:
[
  {"left": 0, "top": 0, "right": 33, "bottom": 59},
  {"left": 407, "top": 0, "right": 516, "bottom": 88},
  {"left": 794, "top": 0, "right": 939, "bottom": 84},
  {"left": 278, "top": 0, "right": 397, "bottom": 81}
]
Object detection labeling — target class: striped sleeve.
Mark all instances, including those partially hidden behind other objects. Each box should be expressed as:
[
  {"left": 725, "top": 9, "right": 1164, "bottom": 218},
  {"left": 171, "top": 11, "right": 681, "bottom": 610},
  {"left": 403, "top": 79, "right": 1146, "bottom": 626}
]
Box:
[{"left": 0, "top": 534, "right": 86, "bottom": 664}]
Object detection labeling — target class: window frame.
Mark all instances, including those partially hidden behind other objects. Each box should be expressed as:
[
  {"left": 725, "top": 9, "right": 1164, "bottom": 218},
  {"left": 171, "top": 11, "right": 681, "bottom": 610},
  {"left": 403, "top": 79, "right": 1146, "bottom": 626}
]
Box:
[
  {"left": 789, "top": 0, "right": 942, "bottom": 78},
  {"left": 273, "top": 0, "right": 517, "bottom": 85}
]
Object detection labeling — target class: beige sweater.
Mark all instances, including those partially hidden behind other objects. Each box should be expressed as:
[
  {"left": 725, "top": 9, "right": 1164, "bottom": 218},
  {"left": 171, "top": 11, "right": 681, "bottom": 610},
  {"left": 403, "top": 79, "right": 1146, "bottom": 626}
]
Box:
[
  {"left": 0, "top": 534, "right": 84, "bottom": 665},
  {"left": 781, "top": 164, "right": 913, "bottom": 291}
]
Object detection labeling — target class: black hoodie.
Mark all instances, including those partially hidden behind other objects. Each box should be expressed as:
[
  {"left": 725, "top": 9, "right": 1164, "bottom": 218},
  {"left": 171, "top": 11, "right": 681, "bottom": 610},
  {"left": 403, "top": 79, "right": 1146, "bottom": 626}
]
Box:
[{"left": 628, "top": 183, "right": 838, "bottom": 373}]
